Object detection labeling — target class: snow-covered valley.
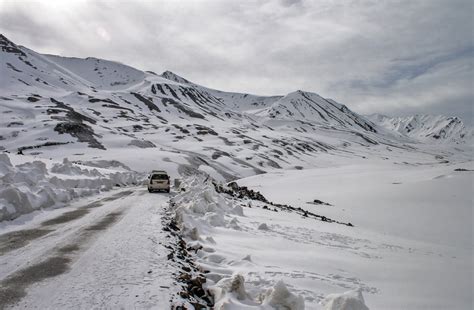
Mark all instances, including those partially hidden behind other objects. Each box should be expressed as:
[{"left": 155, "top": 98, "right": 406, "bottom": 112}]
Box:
[
  {"left": 237, "top": 161, "right": 473, "bottom": 309},
  {"left": 0, "top": 33, "right": 473, "bottom": 309}
]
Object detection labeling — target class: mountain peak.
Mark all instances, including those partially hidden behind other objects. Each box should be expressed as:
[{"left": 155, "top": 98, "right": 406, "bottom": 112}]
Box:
[
  {"left": 0, "top": 34, "right": 13, "bottom": 44},
  {"left": 161, "top": 70, "right": 191, "bottom": 84},
  {"left": 286, "top": 89, "right": 323, "bottom": 99},
  {"left": 0, "top": 34, "right": 26, "bottom": 57}
]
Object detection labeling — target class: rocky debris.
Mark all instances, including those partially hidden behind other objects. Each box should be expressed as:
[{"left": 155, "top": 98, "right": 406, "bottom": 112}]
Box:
[
  {"left": 54, "top": 122, "right": 104, "bottom": 150},
  {"left": 88, "top": 97, "right": 119, "bottom": 105},
  {"left": 162, "top": 98, "right": 205, "bottom": 119},
  {"left": 454, "top": 168, "right": 473, "bottom": 172},
  {"left": 131, "top": 92, "right": 161, "bottom": 113},
  {"left": 353, "top": 132, "right": 378, "bottom": 145},
  {"left": 27, "top": 96, "right": 40, "bottom": 102},
  {"left": 219, "top": 182, "right": 269, "bottom": 202},
  {"left": 48, "top": 98, "right": 104, "bottom": 150},
  {"left": 161, "top": 204, "right": 214, "bottom": 309},
  {"left": 211, "top": 150, "right": 231, "bottom": 160},
  {"left": 0, "top": 34, "right": 26, "bottom": 57},
  {"left": 307, "top": 199, "right": 333, "bottom": 206},
  {"left": 172, "top": 124, "right": 190, "bottom": 134},
  {"left": 6, "top": 63, "right": 22, "bottom": 72},
  {"left": 17, "top": 141, "right": 70, "bottom": 154},
  {"left": 194, "top": 124, "right": 218, "bottom": 136},
  {"left": 214, "top": 181, "right": 353, "bottom": 227}
]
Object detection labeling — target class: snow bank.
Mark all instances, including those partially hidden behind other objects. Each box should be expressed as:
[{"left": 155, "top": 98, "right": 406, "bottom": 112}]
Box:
[
  {"left": 322, "top": 289, "right": 369, "bottom": 310},
  {"left": 74, "top": 159, "right": 131, "bottom": 171},
  {"left": 262, "top": 281, "right": 305, "bottom": 310},
  {"left": 171, "top": 176, "right": 241, "bottom": 239},
  {"left": 51, "top": 158, "right": 102, "bottom": 176},
  {"left": 0, "top": 154, "right": 144, "bottom": 221},
  {"left": 211, "top": 275, "right": 304, "bottom": 310},
  {"left": 171, "top": 176, "right": 306, "bottom": 309}
]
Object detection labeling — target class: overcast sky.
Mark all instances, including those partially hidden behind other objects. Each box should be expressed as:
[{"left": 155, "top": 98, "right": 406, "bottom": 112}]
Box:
[{"left": 0, "top": 0, "right": 472, "bottom": 123}]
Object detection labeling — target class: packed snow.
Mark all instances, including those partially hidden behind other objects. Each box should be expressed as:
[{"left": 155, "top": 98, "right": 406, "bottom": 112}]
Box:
[{"left": 0, "top": 186, "right": 179, "bottom": 309}]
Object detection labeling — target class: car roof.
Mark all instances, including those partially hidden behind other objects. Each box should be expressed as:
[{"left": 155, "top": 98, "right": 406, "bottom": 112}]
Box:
[{"left": 151, "top": 170, "right": 168, "bottom": 174}]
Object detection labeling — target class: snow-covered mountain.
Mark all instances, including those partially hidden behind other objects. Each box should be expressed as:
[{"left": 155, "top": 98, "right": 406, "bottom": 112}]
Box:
[
  {"left": 367, "top": 114, "right": 472, "bottom": 144},
  {"left": 1, "top": 34, "right": 473, "bottom": 310},
  {"left": 0, "top": 33, "right": 468, "bottom": 180}
]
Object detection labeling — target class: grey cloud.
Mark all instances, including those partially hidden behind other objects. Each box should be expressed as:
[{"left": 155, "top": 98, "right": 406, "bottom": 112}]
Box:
[{"left": 346, "top": 46, "right": 474, "bottom": 90}]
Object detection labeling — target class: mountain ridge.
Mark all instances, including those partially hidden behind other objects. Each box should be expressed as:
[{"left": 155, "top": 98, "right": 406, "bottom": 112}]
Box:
[
  {"left": 367, "top": 113, "right": 472, "bottom": 144},
  {"left": 0, "top": 33, "right": 470, "bottom": 180}
]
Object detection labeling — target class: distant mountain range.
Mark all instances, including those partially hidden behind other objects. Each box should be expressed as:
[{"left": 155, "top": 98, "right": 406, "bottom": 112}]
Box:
[
  {"left": 0, "top": 33, "right": 471, "bottom": 178},
  {"left": 366, "top": 114, "right": 472, "bottom": 144}
]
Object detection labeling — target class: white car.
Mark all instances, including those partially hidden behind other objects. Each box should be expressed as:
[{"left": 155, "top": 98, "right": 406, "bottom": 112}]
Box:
[{"left": 147, "top": 170, "right": 170, "bottom": 193}]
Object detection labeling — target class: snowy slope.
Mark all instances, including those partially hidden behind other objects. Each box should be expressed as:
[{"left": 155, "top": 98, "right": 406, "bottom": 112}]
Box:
[
  {"left": 236, "top": 161, "right": 473, "bottom": 309},
  {"left": 367, "top": 114, "right": 473, "bottom": 144},
  {"left": 45, "top": 54, "right": 146, "bottom": 90}
]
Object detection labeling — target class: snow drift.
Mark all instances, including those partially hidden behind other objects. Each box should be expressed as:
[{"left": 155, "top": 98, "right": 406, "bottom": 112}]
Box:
[
  {"left": 171, "top": 176, "right": 243, "bottom": 240},
  {"left": 0, "top": 154, "right": 144, "bottom": 221}
]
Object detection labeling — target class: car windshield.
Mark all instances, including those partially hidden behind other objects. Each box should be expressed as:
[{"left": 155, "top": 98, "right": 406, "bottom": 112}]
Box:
[{"left": 151, "top": 174, "right": 168, "bottom": 180}]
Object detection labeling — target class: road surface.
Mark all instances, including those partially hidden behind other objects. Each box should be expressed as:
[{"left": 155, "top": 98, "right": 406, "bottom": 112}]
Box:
[{"left": 0, "top": 187, "right": 175, "bottom": 309}]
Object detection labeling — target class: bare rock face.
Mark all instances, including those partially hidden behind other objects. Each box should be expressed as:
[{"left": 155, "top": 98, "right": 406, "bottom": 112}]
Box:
[
  {"left": 128, "top": 139, "right": 156, "bottom": 148},
  {"left": 0, "top": 34, "right": 26, "bottom": 57}
]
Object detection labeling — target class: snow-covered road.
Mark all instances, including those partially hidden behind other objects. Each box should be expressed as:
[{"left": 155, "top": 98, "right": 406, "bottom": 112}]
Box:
[{"left": 0, "top": 187, "right": 176, "bottom": 309}]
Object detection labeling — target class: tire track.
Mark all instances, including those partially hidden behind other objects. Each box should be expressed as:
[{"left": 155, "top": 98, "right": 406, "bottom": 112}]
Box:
[
  {"left": 0, "top": 191, "right": 135, "bottom": 308},
  {"left": 0, "top": 190, "right": 134, "bottom": 257}
]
